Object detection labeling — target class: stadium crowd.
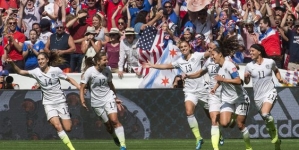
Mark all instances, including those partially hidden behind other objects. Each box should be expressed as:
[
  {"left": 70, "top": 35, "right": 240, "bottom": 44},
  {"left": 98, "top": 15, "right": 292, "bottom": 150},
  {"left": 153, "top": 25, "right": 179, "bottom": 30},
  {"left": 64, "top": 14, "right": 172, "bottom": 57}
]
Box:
[{"left": 0, "top": 0, "right": 298, "bottom": 76}]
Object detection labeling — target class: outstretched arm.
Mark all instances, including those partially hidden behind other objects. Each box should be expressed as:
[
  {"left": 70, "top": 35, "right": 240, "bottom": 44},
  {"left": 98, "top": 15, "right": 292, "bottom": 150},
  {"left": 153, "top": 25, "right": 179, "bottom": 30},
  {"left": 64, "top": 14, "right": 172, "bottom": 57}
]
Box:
[
  {"left": 185, "top": 69, "right": 207, "bottom": 79},
  {"left": 7, "top": 58, "right": 29, "bottom": 76},
  {"left": 142, "top": 60, "right": 174, "bottom": 70},
  {"left": 65, "top": 76, "right": 80, "bottom": 89}
]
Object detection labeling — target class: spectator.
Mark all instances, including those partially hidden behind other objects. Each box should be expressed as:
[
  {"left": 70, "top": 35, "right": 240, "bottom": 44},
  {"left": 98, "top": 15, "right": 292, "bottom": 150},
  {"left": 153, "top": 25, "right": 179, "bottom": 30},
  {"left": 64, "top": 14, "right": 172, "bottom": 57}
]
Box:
[
  {"left": 193, "top": 33, "right": 207, "bottom": 52},
  {"left": 118, "top": 27, "right": 139, "bottom": 78},
  {"left": 103, "top": 0, "right": 124, "bottom": 31},
  {"left": 104, "top": 28, "right": 121, "bottom": 73},
  {"left": 128, "top": 0, "right": 152, "bottom": 27},
  {"left": 194, "top": 8, "right": 216, "bottom": 43},
  {"left": 19, "top": 0, "right": 41, "bottom": 39},
  {"left": 172, "top": 75, "right": 184, "bottom": 88},
  {"left": 158, "top": 0, "right": 180, "bottom": 25},
  {"left": 85, "top": 0, "right": 100, "bottom": 26},
  {"left": 2, "top": 17, "right": 26, "bottom": 73},
  {"left": 242, "top": 21, "right": 259, "bottom": 63},
  {"left": 259, "top": 3, "right": 282, "bottom": 68},
  {"left": 38, "top": 18, "right": 52, "bottom": 44},
  {"left": 66, "top": 9, "right": 89, "bottom": 73},
  {"left": 44, "top": 21, "right": 76, "bottom": 72},
  {"left": 112, "top": 6, "right": 126, "bottom": 40},
  {"left": 40, "top": 0, "right": 59, "bottom": 33},
  {"left": 22, "top": 29, "right": 45, "bottom": 70},
  {"left": 0, "top": 0, "right": 18, "bottom": 10},
  {"left": 134, "top": 10, "right": 162, "bottom": 34},
  {"left": 0, "top": 70, "right": 19, "bottom": 89},
  {"left": 286, "top": 20, "right": 299, "bottom": 71},
  {"left": 81, "top": 26, "right": 101, "bottom": 72},
  {"left": 32, "top": 23, "right": 41, "bottom": 36},
  {"left": 92, "top": 14, "right": 109, "bottom": 46}
]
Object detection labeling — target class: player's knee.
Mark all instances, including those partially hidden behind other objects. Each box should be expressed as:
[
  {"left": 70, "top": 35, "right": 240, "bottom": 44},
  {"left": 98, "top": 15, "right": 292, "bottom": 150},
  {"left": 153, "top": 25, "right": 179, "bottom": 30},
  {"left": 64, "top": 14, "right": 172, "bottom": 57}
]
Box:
[
  {"left": 64, "top": 126, "right": 72, "bottom": 132},
  {"left": 185, "top": 110, "right": 194, "bottom": 116},
  {"left": 52, "top": 123, "right": 63, "bottom": 131},
  {"left": 110, "top": 119, "right": 121, "bottom": 128},
  {"left": 237, "top": 122, "right": 245, "bottom": 130},
  {"left": 262, "top": 113, "right": 274, "bottom": 122}
]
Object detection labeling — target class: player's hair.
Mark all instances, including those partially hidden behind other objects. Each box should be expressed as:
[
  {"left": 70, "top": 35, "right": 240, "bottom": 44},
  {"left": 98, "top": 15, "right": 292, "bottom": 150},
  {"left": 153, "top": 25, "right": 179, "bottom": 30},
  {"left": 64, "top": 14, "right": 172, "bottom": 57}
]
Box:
[
  {"left": 250, "top": 44, "right": 268, "bottom": 58},
  {"left": 93, "top": 52, "right": 107, "bottom": 64},
  {"left": 38, "top": 52, "right": 66, "bottom": 67},
  {"left": 212, "top": 35, "right": 239, "bottom": 57}
]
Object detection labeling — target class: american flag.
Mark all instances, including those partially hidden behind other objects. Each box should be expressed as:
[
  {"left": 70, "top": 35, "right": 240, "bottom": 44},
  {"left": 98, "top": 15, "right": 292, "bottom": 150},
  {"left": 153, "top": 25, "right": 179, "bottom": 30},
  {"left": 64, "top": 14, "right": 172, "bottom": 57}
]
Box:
[{"left": 135, "top": 26, "right": 164, "bottom": 77}]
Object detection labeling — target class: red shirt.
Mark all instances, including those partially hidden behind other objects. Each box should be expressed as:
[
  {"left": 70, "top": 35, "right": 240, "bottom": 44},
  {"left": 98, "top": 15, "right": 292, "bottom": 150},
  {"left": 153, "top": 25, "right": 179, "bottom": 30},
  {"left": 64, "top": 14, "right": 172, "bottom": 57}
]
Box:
[
  {"left": 85, "top": 8, "right": 98, "bottom": 26},
  {"left": 68, "top": 22, "right": 88, "bottom": 54},
  {"left": 0, "top": 45, "right": 3, "bottom": 67},
  {"left": 106, "top": 1, "right": 124, "bottom": 31},
  {"left": 3, "top": 31, "right": 26, "bottom": 61},
  {"left": 0, "top": 0, "right": 18, "bottom": 10}
]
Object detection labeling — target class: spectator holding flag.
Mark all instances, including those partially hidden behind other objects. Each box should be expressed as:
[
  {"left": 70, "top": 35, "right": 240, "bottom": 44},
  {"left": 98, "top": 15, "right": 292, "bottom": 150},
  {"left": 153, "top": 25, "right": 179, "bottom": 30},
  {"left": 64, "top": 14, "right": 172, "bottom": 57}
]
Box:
[{"left": 143, "top": 40, "right": 209, "bottom": 150}]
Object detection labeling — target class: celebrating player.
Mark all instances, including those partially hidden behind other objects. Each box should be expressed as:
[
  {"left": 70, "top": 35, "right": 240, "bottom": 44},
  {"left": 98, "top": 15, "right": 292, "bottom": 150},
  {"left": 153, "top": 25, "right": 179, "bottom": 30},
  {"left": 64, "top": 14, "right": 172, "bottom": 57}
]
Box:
[
  {"left": 244, "top": 44, "right": 285, "bottom": 150},
  {"left": 79, "top": 52, "right": 127, "bottom": 150},
  {"left": 210, "top": 36, "right": 253, "bottom": 150},
  {"left": 183, "top": 41, "right": 224, "bottom": 150},
  {"left": 143, "top": 40, "right": 209, "bottom": 150},
  {"left": 7, "top": 52, "right": 80, "bottom": 150}
]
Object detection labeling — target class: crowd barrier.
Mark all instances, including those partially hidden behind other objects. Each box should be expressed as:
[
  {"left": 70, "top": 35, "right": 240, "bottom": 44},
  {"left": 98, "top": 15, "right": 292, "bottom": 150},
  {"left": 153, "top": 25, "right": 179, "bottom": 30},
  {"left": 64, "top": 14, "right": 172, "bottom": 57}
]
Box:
[
  {"left": 9, "top": 65, "right": 297, "bottom": 89},
  {"left": 0, "top": 87, "right": 298, "bottom": 140}
]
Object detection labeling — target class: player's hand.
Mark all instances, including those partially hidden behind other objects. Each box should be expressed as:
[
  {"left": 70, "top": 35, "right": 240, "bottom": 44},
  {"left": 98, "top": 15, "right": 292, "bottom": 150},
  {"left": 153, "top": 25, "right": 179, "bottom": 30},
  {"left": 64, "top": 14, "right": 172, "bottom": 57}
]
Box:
[
  {"left": 214, "top": 75, "right": 224, "bottom": 82},
  {"left": 142, "top": 60, "right": 153, "bottom": 68},
  {"left": 181, "top": 73, "right": 188, "bottom": 79},
  {"left": 118, "top": 71, "right": 124, "bottom": 79},
  {"left": 5, "top": 58, "right": 13, "bottom": 63},
  {"left": 244, "top": 71, "right": 251, "bottom": 78},
  {"left": 81, "top": 101, "right": 89, "bottom": 111},
  {"left": 278, "top": 78, "right": 288, "bottom": 84},
  {"left": 210, "top": 88, "right": 216, "bottom": 95}
]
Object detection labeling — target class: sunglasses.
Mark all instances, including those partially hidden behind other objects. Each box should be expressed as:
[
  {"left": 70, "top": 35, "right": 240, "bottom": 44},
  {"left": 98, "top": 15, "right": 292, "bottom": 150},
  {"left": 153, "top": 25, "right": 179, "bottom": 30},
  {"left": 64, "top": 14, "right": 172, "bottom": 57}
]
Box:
[
  {"left": 9, "top": 22, "right": 16, "bottom": 25},
  {"left": 245, "top": 24, "right": 253, "bottom": 27},
  {"left": 87, "top": 0, "right": 95, "bottom": 2},
  {"left": 118, "top": 22, "right": 124, "bottom": 25},
  {"left": 164, "top": 6, "right": 172, "bottom": 9},
  {"left": 136, "top": 0, "right": 143, "bottom": 1},
  {"left": 56, "top": 26, "right": 64, "bottom": 29},
  {"left": 286, "top": 19, "right": 293, "bottom": 22},
  {"left": 110, "top": 34, "right": 118, "bottom": 36}
]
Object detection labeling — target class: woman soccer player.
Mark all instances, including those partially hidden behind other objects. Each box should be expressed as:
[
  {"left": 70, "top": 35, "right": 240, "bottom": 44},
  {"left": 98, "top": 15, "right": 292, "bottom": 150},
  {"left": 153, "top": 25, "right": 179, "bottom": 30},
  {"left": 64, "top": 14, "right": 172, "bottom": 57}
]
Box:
[
  {"left": 183, "top": 41, "right": 224, "bottom": 150},
  {"left": 143, "top": 40, "right": 209, "bottom": 150},
  {"left": 210, "top": 37, "right": 253, "bottom": 150},
  {"left": 79, "top": 52, "right": 127, "bottom": 150},
  {"left": 7, "top": 52, "right": 80, "bottom": 150},
  {"left": 244, "top": 44, "right": 286, "bottom": 150}
]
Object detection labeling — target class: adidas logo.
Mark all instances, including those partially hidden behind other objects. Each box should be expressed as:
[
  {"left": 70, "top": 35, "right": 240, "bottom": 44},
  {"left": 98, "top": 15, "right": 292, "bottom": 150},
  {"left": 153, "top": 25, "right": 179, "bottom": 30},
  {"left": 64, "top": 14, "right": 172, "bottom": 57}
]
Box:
[{"left": 247, "top": 88, "right": 299, "bottom": 138}]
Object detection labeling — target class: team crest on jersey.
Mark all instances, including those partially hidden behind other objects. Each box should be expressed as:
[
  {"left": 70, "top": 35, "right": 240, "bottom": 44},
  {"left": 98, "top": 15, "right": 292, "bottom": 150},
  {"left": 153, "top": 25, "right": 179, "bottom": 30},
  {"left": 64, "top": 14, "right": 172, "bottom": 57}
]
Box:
[
  {"left": 51, "top": 74, "right": 55, "bottom": 78},
  {"left": 266, "top": 65, "right": 270, "bottom": 69}
]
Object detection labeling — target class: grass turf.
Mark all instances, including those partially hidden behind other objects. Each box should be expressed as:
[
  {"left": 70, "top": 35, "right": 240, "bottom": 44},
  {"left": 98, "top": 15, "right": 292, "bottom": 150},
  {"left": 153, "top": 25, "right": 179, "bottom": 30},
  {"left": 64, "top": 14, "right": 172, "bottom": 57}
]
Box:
[{"left": 0, "top": 139, "right": 298, "bottom": 150}]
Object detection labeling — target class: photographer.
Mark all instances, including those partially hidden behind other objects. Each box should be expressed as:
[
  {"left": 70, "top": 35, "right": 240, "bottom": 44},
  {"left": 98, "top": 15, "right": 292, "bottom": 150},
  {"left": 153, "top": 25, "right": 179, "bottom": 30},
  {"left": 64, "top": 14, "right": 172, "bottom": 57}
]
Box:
[
  {"left": 172, "top": 75, "right": 184, "bottom": 88},
  {"left": 0, "top": 70, "right": 19, "bottom": 89}
]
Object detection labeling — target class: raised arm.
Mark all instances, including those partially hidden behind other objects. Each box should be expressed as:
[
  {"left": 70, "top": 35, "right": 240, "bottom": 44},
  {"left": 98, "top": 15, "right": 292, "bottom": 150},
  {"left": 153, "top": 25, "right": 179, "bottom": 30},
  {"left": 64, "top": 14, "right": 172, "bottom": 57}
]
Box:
[
  {"left": 265, "top": 2, "right": 276, "bottom": 27},
  {"left": 185, "top": 69, "right": 207, "bottom": 79},
  {"left": 7, "top": 58, "right": 29, "bottom": 76}
]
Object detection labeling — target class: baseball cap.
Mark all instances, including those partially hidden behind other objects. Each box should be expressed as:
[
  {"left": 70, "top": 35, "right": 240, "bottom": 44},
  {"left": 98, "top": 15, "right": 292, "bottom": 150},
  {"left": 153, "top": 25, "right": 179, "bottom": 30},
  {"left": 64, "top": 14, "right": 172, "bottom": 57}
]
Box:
[{"left": 0, "top": 70, "right": 9, "bottom": 76}]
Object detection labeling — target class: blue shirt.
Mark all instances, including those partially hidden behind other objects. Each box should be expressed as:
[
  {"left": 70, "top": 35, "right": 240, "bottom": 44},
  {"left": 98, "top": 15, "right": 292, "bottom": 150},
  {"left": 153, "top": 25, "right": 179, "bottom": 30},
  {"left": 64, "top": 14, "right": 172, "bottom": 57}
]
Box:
[
  {"left": 129, "top": 0, "right": 152, "bottom": 27},
  {"left": 22, "top": 40, "right": 45, "bottom": 70}
]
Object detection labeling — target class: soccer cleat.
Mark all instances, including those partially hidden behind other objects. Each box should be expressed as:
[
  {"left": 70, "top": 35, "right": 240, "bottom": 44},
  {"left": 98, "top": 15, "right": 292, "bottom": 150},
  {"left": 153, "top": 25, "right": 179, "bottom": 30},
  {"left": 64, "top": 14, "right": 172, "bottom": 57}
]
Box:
[
  {"left": 274, "top": 139, "right": 281, "bottom": 150},
  {"left": 219, "top": 134, "right": 224, "bottom": 146},
  {"left": 245, "top": 148, "right": 253, "bottom": 150},
  {"left": 195, "top": 139, "right": 204, "bottom": 150},
  {"left": 120, "top": 146, "right": 127, "bottom": 150},
  {"left": 270, "top": 129, "right": 279, "bottom": 144},
  {"left": 113, "top": 137, "right": 120, "bottom": 147}
]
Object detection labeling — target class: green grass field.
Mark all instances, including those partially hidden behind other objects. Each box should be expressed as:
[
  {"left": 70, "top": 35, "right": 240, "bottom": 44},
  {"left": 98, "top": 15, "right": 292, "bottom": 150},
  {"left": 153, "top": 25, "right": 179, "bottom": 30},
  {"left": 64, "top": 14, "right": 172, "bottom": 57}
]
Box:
[{"left": 0, "top": 139, "right": 298, "bottom": 150}]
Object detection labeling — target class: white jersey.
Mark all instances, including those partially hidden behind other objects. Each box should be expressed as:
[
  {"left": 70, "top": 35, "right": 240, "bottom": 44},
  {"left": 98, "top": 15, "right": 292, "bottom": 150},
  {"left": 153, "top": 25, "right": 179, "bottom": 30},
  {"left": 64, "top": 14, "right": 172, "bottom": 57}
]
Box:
[
  {"left": 218, "top": 60, "right": 244, "bottom": 104},
  {"left": 28, "top": 67, "right": 68, "bottom": 105},
  {"left": 81, "top": 66, "right": 115, "bottom": 107},
  {"left": 245, "top": 58, "right": 277, "bottom": 100},
  {"left": 172, "top": 52, "right": 207, "bottom": 94},
  {"left": 202, "top": 57, "right": 221, "bottom": 96}
]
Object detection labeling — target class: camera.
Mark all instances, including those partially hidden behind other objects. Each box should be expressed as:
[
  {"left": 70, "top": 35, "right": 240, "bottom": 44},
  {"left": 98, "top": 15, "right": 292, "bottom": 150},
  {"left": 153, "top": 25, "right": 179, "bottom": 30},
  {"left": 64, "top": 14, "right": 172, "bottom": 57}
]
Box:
[{"left": 0, "top": 70, "right": 15, "bottom": 89}]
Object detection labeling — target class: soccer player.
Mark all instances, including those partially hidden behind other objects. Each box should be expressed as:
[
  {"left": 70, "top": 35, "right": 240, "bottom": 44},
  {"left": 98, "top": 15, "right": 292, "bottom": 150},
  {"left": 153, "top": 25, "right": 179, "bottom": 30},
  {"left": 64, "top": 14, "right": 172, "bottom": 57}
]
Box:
[
  {"left": 79, "top": 52, "right": 127, "bottom": 150},
  {"left": 183, "top": 41, "right": 224, "bottom": 150},
  {"left": 210, "top": 36, "right": 253, "bottom": 150},
  {"left": 244, "top": 44, "right": 285, "bottom": 150},
  {"left": 143, "top": 40, "right": 209, "bottom": 150},
  {"left": 6, "top": 52, "right": 79, "bottom": 150}
]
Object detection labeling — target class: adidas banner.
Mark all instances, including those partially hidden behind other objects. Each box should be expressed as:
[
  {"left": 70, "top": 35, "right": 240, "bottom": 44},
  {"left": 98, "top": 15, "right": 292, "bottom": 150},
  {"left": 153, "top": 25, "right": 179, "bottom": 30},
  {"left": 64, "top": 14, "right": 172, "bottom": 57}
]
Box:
[{"left": 0, "top": 88, "right": 298, "bottom": 140}]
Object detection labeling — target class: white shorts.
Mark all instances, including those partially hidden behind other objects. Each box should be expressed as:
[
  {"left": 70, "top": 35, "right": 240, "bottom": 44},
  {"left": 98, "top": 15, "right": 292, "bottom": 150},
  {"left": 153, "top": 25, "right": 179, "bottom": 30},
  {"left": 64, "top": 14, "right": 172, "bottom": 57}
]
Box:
[
  {"left": 254, "top": 89, "right": 277, "bottom": 110},
  {"left": 93, "top": 100, "right": 118, "bottom": 123},
  {"left": 185, "top": 92, "right": 209, "bottom": 110},
  {"left": 208, "top": 93, "right": 221, "bottom": 112},
  {"left": 220, "top": 95, "right": 250, "bottom": 116},
  {"left": 44, "top": 103, "right": 71, "bottom": 121}
]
